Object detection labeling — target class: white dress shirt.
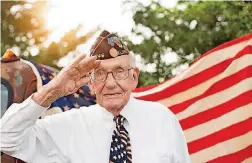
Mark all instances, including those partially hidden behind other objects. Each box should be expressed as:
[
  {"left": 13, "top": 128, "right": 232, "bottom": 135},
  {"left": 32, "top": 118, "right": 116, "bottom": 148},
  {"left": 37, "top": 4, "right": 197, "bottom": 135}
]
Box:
[{"left": 1, "top": 95, "right": 191, "bottom": 163}]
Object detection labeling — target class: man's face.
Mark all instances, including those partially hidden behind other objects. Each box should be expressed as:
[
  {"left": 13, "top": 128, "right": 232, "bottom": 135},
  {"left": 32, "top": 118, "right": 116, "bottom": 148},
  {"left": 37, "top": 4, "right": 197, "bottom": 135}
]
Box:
[{"left": 89, "top": 55, "right": 139, "bottom": 112}]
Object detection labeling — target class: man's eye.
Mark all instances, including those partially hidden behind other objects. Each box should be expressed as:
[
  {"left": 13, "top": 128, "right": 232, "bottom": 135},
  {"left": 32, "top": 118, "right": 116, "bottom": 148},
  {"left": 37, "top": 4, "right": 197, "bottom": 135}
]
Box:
[{"left": 115, "top": 67, "right": 125, "bottom": 73}]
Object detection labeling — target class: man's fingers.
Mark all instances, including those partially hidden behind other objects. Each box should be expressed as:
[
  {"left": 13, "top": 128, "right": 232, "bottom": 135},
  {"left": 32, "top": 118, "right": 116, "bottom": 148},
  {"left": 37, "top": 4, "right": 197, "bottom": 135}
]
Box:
[
  {"left": 78, "top": 55, "right": 96, "bottom": 68},
  {"left": 87, "top": 60, "right": 101, "bottom": 72},
  {"left": 78, "top": 56, "right": 100, "bottom": 74},
  {"left": 76, "top": 77, "right": 89, "bottom": 88},
  {"left": 92, "top": 60, "right": 101, "bottom": 69},
  {"left": 72, "top": 54, "right": 87, "bottom": 65}
]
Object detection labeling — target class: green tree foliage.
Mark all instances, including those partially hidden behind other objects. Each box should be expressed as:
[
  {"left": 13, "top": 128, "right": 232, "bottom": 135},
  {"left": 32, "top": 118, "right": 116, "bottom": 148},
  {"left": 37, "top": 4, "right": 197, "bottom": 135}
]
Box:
[
  {"left": 1, "top": 0, "right": 97, "bottom": 68},
  {"left": 125, "top": 1, "right": 252, "bottom": 86},
  {"left": 1, "top": 1, "right": 48, "bottom": 53}
]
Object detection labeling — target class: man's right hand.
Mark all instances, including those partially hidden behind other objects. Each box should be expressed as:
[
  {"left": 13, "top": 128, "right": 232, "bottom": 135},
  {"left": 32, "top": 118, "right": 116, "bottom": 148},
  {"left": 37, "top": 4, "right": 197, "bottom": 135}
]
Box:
[{"left": 32, "top": 54, "right": 100, "bottom": 107}]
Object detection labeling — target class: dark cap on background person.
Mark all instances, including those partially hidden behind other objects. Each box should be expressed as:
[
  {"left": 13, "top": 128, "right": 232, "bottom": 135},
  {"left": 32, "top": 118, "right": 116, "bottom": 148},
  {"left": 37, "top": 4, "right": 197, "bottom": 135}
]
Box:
[{"left": 90, "top": 30, "right": 130, "bottom": 60}]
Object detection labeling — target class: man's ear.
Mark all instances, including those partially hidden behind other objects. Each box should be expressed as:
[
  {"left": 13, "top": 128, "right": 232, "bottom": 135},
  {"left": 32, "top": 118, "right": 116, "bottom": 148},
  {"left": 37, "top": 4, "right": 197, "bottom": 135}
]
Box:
[
  {"left": 132, "top": 68, "right": 139, "bottom": 89},
  {"left": 87, "top": 73, "right": 95, "bottom": 95}
]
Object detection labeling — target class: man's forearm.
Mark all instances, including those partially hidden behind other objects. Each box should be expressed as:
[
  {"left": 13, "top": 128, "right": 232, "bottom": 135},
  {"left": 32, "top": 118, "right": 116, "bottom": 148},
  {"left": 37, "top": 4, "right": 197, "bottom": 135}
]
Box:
[{"left": 32, "top": 83, "right": 65, "bottom": 107}]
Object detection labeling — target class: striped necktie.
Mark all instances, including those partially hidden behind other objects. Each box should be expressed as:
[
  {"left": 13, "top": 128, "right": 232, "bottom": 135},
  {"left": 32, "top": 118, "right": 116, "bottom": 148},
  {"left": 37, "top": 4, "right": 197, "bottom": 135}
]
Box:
[{"left": 109, "top": 115, "right": 132, "bottom": 163}]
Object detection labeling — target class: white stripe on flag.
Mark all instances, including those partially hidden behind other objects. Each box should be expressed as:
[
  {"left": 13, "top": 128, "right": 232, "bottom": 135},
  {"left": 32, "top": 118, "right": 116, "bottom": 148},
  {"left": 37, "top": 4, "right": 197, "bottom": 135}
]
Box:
[
  {"left": 190, "top": 131, "right": 252, "bottom": 163},
  {"left": 177, "top": 77, "right": 252, "bottom": 120},
  {"left": 159, "top": 54, "right": 252, "bottom": 107},
  {"left": 184, "top": 103, "right": 252, "bottom": 142},
  {"left": 242, "top": 157, "right": 252, "bottom": 163}
]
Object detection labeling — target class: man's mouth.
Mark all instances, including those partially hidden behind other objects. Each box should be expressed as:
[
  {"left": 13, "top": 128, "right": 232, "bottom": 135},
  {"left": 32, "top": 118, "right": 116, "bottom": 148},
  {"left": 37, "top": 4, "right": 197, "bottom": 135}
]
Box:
[{"left": 104, "top": 93, "right": 122, "bottom": 98}]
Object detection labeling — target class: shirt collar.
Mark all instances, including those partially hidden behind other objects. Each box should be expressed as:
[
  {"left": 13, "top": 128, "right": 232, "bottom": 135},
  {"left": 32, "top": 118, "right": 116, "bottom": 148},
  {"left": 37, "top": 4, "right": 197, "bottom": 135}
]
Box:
[
  {"left": 97, "top": 95, "right": 136, "bottom": 124},
  {"left": 120, "top": 95, "right": 136, "bottom": 125}
]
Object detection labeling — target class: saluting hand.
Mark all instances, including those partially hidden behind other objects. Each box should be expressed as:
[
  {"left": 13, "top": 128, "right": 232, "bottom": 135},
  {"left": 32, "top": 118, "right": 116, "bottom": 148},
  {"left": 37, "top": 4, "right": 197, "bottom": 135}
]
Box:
[
  {"left": 51, "top": 54, "right": 100, "bottom": 96},
  {"left": 33, "top": 54, "right": 100, "bottom": 107}
]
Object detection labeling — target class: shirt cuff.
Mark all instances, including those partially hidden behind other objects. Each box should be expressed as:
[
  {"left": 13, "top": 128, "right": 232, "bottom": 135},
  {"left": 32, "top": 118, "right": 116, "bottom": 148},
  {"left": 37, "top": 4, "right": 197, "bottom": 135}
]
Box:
[{"left": 20, "top": 94, "right": 49, "bottom": 120}]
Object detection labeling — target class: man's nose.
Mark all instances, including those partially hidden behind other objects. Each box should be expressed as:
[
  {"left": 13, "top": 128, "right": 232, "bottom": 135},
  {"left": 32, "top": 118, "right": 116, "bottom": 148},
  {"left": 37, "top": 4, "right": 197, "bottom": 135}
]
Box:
[{"left": 105, "top": 73, "right": 117, "bottom": 88}]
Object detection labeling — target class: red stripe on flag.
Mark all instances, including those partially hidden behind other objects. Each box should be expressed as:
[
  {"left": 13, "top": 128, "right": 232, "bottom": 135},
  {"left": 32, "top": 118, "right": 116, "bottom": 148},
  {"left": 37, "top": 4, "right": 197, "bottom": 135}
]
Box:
[
  {"left": 169, "top": 65, "right": 252, "bottom": 114},
  {"left": 134, "top": 84, "right": 158, "bottom": 92},
  {"left": 188, "top": 118, "right": 252, "bottom": 154},
  {"left": 207, "top": 145, "right": 252, "bottom": 163},
  {"left": 180, "top": 90, "right": 252, "bottom": 130},
  {"left": 136, "top": 46, "right": 252, "bottom": 101}
]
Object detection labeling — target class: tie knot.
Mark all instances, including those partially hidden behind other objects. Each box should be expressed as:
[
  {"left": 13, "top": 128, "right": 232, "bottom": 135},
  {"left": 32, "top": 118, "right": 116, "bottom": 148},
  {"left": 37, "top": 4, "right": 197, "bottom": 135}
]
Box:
[{"left": 113, "top": 115, "right": 125, "bottom": 126}]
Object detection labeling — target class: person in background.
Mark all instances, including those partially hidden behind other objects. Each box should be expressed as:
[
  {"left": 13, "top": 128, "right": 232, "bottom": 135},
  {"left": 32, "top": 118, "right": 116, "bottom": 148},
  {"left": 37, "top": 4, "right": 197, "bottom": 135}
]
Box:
[{"left": 1, "top": 30, "right": 191, "bottom": 163}]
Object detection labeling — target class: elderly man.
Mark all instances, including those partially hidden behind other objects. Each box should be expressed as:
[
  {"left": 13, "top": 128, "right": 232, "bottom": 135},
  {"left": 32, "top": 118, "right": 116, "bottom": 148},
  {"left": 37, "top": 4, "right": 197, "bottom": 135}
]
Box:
[{"left": 1, "top": 30, "right": 191, "bottom": 163}]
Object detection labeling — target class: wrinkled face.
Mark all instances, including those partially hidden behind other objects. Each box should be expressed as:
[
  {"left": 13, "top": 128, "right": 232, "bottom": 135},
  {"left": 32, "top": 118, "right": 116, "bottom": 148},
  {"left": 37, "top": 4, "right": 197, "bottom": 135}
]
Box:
[{"left": 89, "top": 55, "right": 139, "bottom": 113}]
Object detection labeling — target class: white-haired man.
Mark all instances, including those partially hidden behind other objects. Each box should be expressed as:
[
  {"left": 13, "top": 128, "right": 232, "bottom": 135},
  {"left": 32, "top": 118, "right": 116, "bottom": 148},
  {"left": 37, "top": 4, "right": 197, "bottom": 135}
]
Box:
[{"left": 1, "top": 30, "right": 191, "bottom": 163}]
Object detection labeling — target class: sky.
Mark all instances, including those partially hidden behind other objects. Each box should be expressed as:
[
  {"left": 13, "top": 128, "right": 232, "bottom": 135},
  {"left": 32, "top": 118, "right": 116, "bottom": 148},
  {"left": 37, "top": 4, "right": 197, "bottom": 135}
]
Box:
[
  {"left": 27, "top": 0, "right": 186, "bottom": 75},
  {"left": 43, "top": 0, "right": 184, "bottom": 74},
  {"left": 46, "top": 0, "right": 177, "bottom": 37}
]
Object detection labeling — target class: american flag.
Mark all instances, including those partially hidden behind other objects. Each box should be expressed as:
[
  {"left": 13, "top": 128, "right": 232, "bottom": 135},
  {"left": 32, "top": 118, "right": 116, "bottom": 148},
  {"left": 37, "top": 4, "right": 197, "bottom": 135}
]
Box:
[{"left": 132, "top": 33, "right": 252, "bottom": 163}]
